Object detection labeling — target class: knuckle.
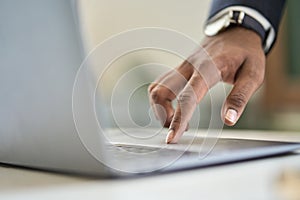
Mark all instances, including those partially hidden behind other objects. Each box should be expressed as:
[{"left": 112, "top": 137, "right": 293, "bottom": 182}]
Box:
[
  {"left": 214, "top": 54, "right": 239, "bottom": 70},
  {"left": 214, "top": 54, "right": 243, "bottom": 81},
  {"left": 245, "top": 69, "right": 264, "bottom": 87},
  {"left": 172, "top": 114, "right": 181, "bottom": 125},
  {"left": 170, "top": 113, "right": 188, "bottom": 131},
  {"left": 227, "top": 93, "right": 247, "bottom": 109},
  {"left": 190, "top": 73, "right": 202, "bottom": 85},
  {"left": 149, "top": 86, "right": 172, "bottom": 103},
  {"left": 248, "top": 60, "right": 266, "bottom": 85},
  {"left": 247, "top": 69, "right": 259, "bottom": 81},
  {"left": 178, "top": 91, "right": 197, "bottom": 105},
  {"left": 149, "top": 88, "right": 161, "bottom": 102}
]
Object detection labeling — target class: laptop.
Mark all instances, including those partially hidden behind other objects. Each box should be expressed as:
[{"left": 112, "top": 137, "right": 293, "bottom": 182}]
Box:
[{"left": 1, "top": 0, "right": 300, "bottom": 177}]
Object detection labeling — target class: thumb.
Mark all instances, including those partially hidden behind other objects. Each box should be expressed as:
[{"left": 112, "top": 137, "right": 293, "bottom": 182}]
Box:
[{"left": 222, "top": 60, "right": 264, "bottom": 126}]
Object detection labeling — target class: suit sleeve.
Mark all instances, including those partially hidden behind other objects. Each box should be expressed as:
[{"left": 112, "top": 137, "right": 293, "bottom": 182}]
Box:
[{"left": 208, "top": 0, "right": 286, "bottom": 36}]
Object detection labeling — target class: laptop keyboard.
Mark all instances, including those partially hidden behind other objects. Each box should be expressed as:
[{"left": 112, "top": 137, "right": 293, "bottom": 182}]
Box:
[
  {"left": 112, "top": 144, "right": 160, "bottom": 153},
  {"left": 107, "top": 144, "right": 198, "bottom": 159}
]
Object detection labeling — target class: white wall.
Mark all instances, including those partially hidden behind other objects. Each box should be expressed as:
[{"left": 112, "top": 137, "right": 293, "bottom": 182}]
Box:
[{"left": 77, "top": 0, "right": 211, "bottom": 52}]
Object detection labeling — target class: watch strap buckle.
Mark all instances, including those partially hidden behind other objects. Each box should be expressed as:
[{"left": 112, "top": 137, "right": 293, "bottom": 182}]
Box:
[{"left": 229, "top": 11, "right": 245, "bottom": 25}]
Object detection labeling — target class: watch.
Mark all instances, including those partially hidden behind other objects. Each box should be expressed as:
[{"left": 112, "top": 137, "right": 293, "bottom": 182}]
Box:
[{"left": 204, "top": 10, "right": 268, "bottom": 49}]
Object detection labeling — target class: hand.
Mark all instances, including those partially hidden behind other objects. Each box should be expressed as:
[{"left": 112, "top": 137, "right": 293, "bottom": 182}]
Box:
[{"left": 148, "top": 27, "right": 266, "bottom": 144}]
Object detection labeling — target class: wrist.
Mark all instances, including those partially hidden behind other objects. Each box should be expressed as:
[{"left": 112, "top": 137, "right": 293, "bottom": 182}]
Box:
[{"left": 202, "top": 26, "right": 265, "bottom": 57}]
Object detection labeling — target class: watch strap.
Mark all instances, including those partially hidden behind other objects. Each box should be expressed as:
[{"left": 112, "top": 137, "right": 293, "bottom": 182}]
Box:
[{"left": 233, "top": 11, "right": 267, "bottom": 46}]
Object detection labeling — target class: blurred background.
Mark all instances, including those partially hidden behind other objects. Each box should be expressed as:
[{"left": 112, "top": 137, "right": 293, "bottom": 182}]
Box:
[
  {"left": 75, "top": 0, "right": 300, "bottom": 131},
  {"left": 1, "top": 0, "right": 299, "bottom": 132}
]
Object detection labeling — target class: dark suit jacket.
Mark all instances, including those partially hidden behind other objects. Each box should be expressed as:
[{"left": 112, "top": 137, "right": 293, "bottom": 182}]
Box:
[{"left": 208, "top": 0, "right": 286, "bottom": 35}]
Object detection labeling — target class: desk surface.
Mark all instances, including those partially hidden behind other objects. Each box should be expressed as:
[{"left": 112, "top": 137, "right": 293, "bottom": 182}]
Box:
[{"left": 1, "top": 130, "right": 300, "bottom": 200}]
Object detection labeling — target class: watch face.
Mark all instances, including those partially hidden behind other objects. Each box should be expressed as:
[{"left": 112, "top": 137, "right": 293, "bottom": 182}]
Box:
[{"left": 205, "top": 14, "right": 231, "bottom": 36}]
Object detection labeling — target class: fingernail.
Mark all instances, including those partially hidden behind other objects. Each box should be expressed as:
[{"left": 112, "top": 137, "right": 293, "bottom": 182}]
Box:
[
  {"left": 166, "top": 130, "right": 175, "bottom": 144},
  {"left": 225, "top": 109, "right": 238, "bottom": 124}
]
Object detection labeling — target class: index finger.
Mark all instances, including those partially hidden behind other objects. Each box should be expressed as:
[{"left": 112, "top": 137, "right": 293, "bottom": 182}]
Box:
[{"left": 166, "top": 60, "right": 221, "bottom": 144}]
